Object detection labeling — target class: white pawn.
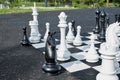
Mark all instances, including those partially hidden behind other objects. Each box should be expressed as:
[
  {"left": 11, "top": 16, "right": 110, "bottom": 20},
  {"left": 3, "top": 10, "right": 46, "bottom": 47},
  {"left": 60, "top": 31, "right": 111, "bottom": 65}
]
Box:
[
  {"left": 44, "top": 22, "right": 50, "bottom": 42},
  {"left": 86, "top": 33, "right": 99, "bottom": 63},
  {"left": 66, "top": 22, "right": 75, "bottom": 42},
  {"left": 73, "top": 25, "right": 82, "bottom": 46}
]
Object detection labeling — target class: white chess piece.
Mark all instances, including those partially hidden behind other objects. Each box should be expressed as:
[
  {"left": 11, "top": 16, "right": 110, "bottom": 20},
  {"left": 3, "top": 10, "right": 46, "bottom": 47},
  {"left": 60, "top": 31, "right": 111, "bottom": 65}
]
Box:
[
  {"left": 114, "top": 59, "right": 120, "bottom": 74},
  {"left": 86, "top": 32, "right": 99, "bottom": 63},
  {"left": 73, "top": 25, "right": 82, "bottom": 46},
  {"left": 66, "top": 22, "right": 75, "bottom": 42},
  {"left": 29, "top": 3, "right": 41, "bottom": 43},
  {"left": 57, "top": 12, "right": 71, "bottom": 61},
  {"left": 44, "top": 22, "right": 50, "bottom": 42},
  {"left": 32, "top": 2, "right": 38, "bottom": 21},
  {"left": 96, "top": 22, "right": 120, "bottom": 80}
]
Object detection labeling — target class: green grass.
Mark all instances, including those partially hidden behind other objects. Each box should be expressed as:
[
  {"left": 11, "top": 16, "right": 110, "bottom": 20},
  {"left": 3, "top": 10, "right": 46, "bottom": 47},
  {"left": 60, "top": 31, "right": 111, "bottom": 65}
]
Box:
[
  {"left": 0, "top": 7, "right": 77, "bottom": 14},
  {"left": 0, "top": 2, "right": 118, "bottom": 14}
]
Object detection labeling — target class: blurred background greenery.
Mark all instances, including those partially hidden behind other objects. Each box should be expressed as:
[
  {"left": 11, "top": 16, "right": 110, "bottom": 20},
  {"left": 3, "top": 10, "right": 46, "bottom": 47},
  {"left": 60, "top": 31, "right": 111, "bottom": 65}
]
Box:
[{"left": 0, "top": 0, "right": 120, "bottom": 14}]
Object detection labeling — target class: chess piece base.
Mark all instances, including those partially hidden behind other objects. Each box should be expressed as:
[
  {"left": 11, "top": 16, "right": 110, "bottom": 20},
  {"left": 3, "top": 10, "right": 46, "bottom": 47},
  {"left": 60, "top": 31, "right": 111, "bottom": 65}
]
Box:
[
  {"left": 42, "top": 63, "right": 61, "bottom": 74},
  {"left": 21, "top": 40, "right": 30, "bottom": 46},
  {"left": 96, "top": 73, "right": 119, "bottom": 80},
  {"left": 57, "top": 50, "right": 71, "bottom": 61},
  {"left": 29, "top": 37, "right": 40, "bottom": 43}
]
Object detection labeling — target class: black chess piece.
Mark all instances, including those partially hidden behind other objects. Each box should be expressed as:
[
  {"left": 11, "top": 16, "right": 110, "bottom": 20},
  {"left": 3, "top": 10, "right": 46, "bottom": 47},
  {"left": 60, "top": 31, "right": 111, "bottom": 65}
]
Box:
[
  {"left": 115, "top": 14, "right": 118, "bottom": 22},
  {"left": 20, "top": 26, "right": 31, "bottom": 46},
  {"left": 71, "top": 20, "right": 77, "bottom": 36},
  {"left": 93, "top": 8, "right": 101, "bottom": 34},
  {"left": 115, "top": 14, "right": 120, "bottom": 22},
  {"left": 99, "top": 11, "right": 106, "bottom": 42},
  {"left": 42, "top": 32, "right": 61, "bottom": 75},
  {"left": 106, "top": 17, "right": 109, "bottom": 28},
  {"left": 118, "top": 14, "right": 120, "bottom": 22}
]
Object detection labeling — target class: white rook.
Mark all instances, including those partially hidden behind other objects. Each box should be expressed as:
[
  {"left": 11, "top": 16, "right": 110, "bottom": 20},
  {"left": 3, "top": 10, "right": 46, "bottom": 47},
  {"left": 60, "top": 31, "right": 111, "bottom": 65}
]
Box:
[{"left": 57, "top": 12, "right": 71, "bottom": 61}]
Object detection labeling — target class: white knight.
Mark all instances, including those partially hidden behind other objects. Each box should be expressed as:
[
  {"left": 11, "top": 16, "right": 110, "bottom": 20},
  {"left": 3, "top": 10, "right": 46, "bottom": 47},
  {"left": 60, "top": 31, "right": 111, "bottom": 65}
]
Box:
[{"left": 96, "top": 22, "right": 120, "bottom": 80}]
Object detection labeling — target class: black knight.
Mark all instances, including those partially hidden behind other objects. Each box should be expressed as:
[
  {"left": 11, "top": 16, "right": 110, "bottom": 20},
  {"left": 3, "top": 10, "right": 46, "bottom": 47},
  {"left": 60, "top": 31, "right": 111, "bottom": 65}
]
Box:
[{"left": 42, "top": 32, "right": 61, "bottom": 75}]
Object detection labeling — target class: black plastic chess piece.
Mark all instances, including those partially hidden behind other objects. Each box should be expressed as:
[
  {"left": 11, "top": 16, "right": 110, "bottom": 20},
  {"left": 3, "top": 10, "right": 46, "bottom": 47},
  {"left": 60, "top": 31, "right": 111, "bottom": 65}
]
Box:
[
  {"left": 20, "top": 27, "right": 31, "bottom": 46},
  {"left": 71, "top": 20, "right": 77, "bottom": 36},
  {"left": 99, "top": 11, "right": 106, "bottom": 42},
  {"left": 106, "top": 17, "right": 109, "bottom": 28},
  {"left": 118, "top": 14, "right": 120, "bottom": 22},
  {"left": 115, "top": 14, "right": 118, "bottom": 22},
  {"left": 115, "top": 14, "right": 120, "bottom": 22},
  {"left": 93, "top": 8, "right": 101, "bottom": 34},
  {"left": 42, "top": 32, "right": 61, "bottom": 75}
]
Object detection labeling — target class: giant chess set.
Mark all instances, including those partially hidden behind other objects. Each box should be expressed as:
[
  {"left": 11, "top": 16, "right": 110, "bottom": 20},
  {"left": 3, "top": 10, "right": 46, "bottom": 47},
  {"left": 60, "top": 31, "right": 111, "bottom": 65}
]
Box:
[{"left": 21, "top": 3, "right": 120, "bottom": 80}]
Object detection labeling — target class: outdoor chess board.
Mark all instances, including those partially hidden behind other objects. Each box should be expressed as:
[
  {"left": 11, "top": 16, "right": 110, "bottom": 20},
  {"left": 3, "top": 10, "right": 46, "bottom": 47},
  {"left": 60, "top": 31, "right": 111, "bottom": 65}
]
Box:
[{"left": 31, "top": 32, "right": 120, "bottom": 80}]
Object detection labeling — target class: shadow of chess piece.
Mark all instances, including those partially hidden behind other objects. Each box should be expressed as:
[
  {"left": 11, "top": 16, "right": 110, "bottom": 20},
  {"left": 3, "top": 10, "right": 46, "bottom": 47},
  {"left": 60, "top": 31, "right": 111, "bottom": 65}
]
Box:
[
  {"left": 42, "top": 32, "right": 61, "bottom": 75},
  {"left": 20, "top": 26, "right": 31, "bottom": 46}
]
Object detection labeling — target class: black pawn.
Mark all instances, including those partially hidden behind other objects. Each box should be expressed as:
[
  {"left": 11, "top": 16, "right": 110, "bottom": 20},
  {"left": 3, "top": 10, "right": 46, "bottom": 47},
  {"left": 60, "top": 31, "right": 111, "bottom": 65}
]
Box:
[
  {"left": 106, "top": 17, "right": 109, "bottom": 28},
  {"left": 99, "top": 11, "right": 106, "bottom": 42},
  {"left": 20, "top": 27, "right": 30, "bottom": 46},
  {"left": 115, "top": 14, "right": 118, "bottom": 22},
  {"left": 71, "top": 20, "right": 77, "bottom": 36},
  {"left": 118, "top": 14, "right": 120, "bottom": 22},
  {"left": 93, "top": 8, "right": 101, "bottom": 34},
  {"left": 42, "top": 32, "right": 61, "bottom": 75},
  {"left": 115, "top": 14, "right": 120, "bottom": 22}
]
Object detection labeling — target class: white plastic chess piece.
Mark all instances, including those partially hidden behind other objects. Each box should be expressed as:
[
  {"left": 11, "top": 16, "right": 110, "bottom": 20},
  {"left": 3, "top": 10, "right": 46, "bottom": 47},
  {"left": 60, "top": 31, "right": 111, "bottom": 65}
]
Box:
[
  {"left": 114, "top": 59, "right": 120, "bottom": 74},
  {"left": 86, "top": 32, "right": 99, "bottom": 63},
  {"left": 66, "top": 22, "right": 75, "bottom": 42},
  {"left": 73, "top": 25, "right": 82, "bottom": 46},
  {"left": 96, "top": 22, "right": 120, "bottom": 80},
  {"left": 44, "top": 22, "right": 50, "bottom": 42},
  {"left": 57, "top": 12, "right": 71, "bottom": 61},
  {"left": 32, "top": 2, "right": 38, "bottom": 21},
  {"left": 29, "top": 3, "right": 41, "bottom": 43},
  {"left": 29, "top": 21, "right": 41, "bottom": 43}
]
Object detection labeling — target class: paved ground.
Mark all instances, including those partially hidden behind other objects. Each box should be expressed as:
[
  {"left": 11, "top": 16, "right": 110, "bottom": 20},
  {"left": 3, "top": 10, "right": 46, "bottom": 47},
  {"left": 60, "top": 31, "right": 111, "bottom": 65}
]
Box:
[{"left": 0, "top": 7, "right": 120, "bottom": 80}]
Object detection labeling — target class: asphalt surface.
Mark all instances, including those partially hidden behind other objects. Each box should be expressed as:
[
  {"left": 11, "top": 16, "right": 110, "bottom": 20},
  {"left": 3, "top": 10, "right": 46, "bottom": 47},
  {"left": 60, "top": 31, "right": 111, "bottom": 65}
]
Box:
[{"left": 0, "top": 7, "right": 120, "bottom": 80}]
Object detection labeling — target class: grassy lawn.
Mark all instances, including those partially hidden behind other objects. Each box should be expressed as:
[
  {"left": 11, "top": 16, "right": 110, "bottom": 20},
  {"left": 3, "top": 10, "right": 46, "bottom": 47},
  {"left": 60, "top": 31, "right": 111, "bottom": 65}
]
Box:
[
  {"left": 0, "top": 7, "right": 77, "bottom": 14},
  {"left": 0, "top": 2, "right": 118, "bottom": 14}
]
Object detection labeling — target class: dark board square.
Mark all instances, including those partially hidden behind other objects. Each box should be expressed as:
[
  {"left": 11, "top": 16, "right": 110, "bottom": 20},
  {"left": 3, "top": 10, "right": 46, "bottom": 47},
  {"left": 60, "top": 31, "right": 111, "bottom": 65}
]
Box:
[
  {"left": 71, "top": 68, "right": 99, "bottom": 80},
  {"left": 68, "top": 47, "right": 83, "bottom": 53},
  {"left": 81, "top": 59, "right": 102, "bottom": 67}
]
